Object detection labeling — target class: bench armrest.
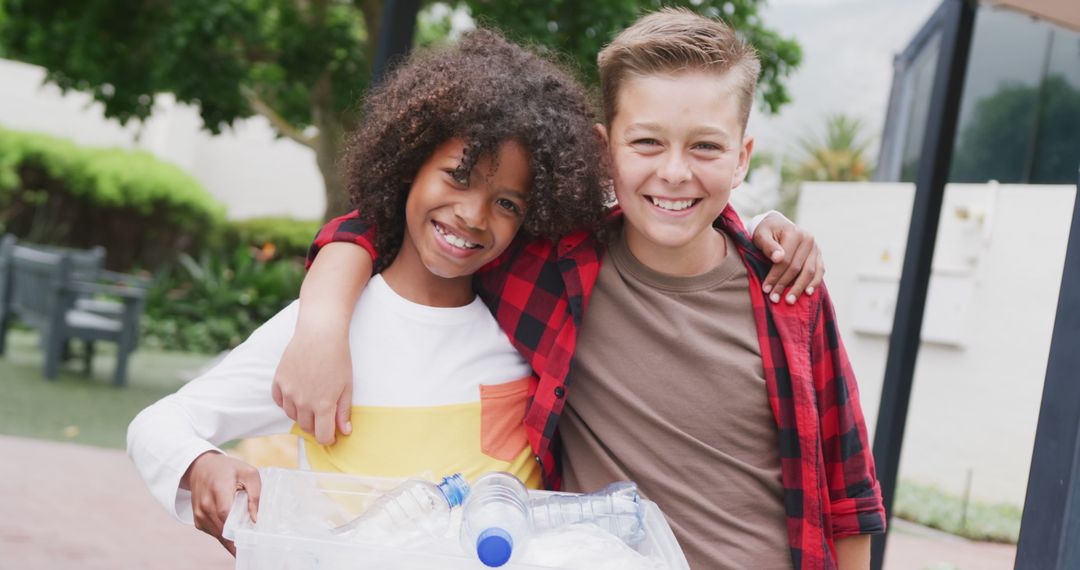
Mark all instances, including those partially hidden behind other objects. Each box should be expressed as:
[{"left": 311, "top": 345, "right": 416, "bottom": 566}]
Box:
[
  {"left": 98, "top": 269, "right": 153, "bottom": 289},
  {"left": 66, "top": 280, "right": 148, "bottom": 301}
]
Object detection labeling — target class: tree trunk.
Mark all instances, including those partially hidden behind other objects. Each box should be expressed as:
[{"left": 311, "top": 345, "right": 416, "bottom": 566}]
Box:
[
  {"left": 305, "top": 0, "right": 378, "bottom": 221},
  {"left": 311, "top": 69, "right": 352, "bottom": 221},
  {"left": 315, "top": 133, "right": 349, "bottom": 221}
]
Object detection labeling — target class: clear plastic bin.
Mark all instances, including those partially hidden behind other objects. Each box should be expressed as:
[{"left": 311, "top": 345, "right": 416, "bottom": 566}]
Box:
[{"left": 222, "top": 467, "right": 689, "bottom": 570}]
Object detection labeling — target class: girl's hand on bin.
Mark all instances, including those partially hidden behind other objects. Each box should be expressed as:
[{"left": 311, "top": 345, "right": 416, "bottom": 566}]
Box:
[
  {"left": 181, "top": 451, "right": 262, "bottom": 556},
  {"left": 752, "top": 213, "right": 825, "bottom": 304}
]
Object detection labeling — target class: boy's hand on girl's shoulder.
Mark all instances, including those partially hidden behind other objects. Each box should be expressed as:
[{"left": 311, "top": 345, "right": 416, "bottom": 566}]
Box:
[
  {"left": 182, "top": 451, "right": 261, "bottom": 556},
  {"left": 752, "top": 213, "right": 825, "bottom": 305},
  {"left": 272, "top": 328, "right": 354, "bottom": 446}
]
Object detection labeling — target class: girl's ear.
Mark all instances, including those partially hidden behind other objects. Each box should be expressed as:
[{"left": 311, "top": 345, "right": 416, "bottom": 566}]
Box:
[{"left": 593, "top": 123, "right": 609, "bottom": 146}]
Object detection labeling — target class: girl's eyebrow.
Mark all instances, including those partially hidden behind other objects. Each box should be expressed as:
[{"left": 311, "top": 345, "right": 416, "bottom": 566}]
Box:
[{"left": 500, "top": 188, "right": 528, "bottom": 201}]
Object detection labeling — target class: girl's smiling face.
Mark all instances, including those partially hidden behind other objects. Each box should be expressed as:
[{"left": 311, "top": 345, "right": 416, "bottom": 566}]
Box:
[{"left": 387, "top": 137, "right": 531, "bottom": 305}]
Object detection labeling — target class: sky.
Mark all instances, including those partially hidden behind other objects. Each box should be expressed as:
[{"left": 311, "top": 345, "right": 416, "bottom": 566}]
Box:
[{"left": 747, "top": 0, "right": 943, "bottom": 163}]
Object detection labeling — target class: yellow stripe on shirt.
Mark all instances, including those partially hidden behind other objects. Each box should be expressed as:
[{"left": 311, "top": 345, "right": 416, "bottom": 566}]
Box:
[{"left": 293, "top": 401, "right": 542, "bottom": 489}]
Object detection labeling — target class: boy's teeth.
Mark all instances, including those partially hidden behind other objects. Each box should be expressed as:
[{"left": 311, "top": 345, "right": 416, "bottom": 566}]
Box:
[
  {"left": 435, "top": 223, "right": 479, "bottom": 249},
  {"left": 651, "top": 197, "right": 696, "bottom": 211}
]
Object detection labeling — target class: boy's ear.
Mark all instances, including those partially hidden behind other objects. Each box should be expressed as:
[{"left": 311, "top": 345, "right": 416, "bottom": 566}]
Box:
[
  {"left": 593, "top": 123, "right": 609, "bottom": 146},
  {"left": 732, "top": 134, "right": 755, "bottom": 188}
]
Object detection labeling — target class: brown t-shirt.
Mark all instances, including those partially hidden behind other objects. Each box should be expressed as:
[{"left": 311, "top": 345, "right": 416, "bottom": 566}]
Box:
[{"left": 560, "top": 230, "right": 791, "bottom": 570}]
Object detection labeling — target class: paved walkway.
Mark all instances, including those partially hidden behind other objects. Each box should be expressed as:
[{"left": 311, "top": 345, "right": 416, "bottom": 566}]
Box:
[
  {"left": 0, "top": 435, "right": 233, "bottom": 570},
  {"left": 0, "top": 435, "right": 1016, "bottom": 569}
]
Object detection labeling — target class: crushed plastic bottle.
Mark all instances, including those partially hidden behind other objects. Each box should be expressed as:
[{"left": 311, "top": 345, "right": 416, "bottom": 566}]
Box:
[
  {"left": 530, "top": 481, "right": 646, "bottom": 545},
  {"left": 459, "top": 472, "right": 532, "bottom": 567},
  {"left": 332, "top": 473, "right": 469, "bottom": 540}
]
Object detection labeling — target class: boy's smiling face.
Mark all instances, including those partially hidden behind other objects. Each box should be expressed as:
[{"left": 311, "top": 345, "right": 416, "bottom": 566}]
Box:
[{"left": 603, "top": 71, "right": 753, "bottom": 274}]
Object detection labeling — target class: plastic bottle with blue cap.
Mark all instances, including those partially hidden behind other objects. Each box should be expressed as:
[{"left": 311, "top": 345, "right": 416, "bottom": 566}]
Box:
[
  {"left": 459, "top": 472, "right": 532, "bottom": 567},
  {"left": 332, "top": 473, "right": 469, "bottom": 540}
]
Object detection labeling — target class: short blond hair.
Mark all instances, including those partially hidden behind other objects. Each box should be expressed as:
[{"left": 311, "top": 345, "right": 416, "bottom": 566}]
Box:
[{"left": 598, "top": 8, "right": 761, "bottom": 130}]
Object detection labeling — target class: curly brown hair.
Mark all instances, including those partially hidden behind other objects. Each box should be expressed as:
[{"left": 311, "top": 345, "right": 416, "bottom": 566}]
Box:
[{"left": 342, "top": 29, "right": 611, "bottom": 271}]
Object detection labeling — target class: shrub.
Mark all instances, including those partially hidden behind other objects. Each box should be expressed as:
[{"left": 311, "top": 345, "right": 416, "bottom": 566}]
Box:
[
  {"left": 0, "top": 126, "right": 226, "bottom": 270},
  {"left": 141, "top": 245, "right": 304, "bottom": 354}
]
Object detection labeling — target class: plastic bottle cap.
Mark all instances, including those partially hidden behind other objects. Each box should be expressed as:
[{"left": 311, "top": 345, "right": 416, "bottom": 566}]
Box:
[
  {"left": 476, "top": 527, "right": 514, "bottom": 567},
  {"left": 437, "top": 473, "right": 469, "bottom": 508}
]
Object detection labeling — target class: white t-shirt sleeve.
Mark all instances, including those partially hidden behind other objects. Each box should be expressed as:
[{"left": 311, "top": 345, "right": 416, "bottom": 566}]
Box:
[
  {"left": 126, "top": 301, "right": 302, "bottom": 523},
  {"left": 746, "top": 210, "right": 791, "bottom": 238}
]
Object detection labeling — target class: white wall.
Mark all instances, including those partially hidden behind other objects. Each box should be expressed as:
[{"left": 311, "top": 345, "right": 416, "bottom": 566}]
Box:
[
  {"left": 796, "top": 181, "right": 1076, "bottom": 505},
  {"left": 0, "top": 58, "right": 325, "bottom": 221}
]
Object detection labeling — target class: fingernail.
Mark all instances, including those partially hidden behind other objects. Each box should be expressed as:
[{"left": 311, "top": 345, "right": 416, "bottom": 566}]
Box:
[
  {"left": 770, "top": 293, "right": 780, "bottom": 303},
  {"left": 806, "top": 286, "right": 815, "bottom": 295},
  {"left": 344, "top": 421, "right": 352, "bottom": 434},
  {"left": 763, "top": 284, "right": 772, "bottom": 294},
  {"left": 772, "top": 251, "right": 783, "bottom": 262},
  {"left": 786, "top": 294, "right": 796, "bottom": 304}
]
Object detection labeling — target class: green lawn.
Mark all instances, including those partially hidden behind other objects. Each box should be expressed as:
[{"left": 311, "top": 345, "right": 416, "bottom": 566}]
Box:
[
  {"left": 895, "top": 479, "right": 1022, "bottom": 544},
  {"left": 0, "top": 329, "right": 217, "bottom": 449}
]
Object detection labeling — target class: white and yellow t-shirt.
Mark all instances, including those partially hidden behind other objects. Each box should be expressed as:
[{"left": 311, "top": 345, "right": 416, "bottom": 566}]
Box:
[
  {"left": 295, "top": 275, "right": 538, "bottom": 486},
  {"left": 127, "top": 275, "right": 538, "bottom": 524}
]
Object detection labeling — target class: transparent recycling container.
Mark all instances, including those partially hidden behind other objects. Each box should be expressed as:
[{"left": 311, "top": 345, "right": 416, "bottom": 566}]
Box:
[{"left": 222, "top": 467, "right": 689, "bottom": 570}]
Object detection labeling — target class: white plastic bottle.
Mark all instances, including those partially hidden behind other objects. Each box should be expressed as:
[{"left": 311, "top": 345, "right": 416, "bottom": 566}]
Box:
[
  {"left": 530, "top": 481, "right": 646, "bottom": 545},
  {"left": 332, "top": 473, "right": 469, "bottom": 540},
  {"left": 460, "top": 472, "right": 532, "bottom": 567}
]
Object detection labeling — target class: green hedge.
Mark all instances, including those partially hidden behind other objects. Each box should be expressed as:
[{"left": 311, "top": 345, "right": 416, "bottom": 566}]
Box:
[
  {"left": 0, "top": 126, "right": 226, "bottom": 269},
  {"left": 0, "top": 127, "right": 323, "bottom": 353},
  {"left": 225, "top": 217, "right": 321, "bottom": 260}
]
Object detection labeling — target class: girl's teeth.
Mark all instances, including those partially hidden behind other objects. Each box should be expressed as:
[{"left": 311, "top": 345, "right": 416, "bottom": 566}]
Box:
[
  {"left": 435, "top": 223, "right": 478, "bottom": 249},
  {"left": 651, "top": 197, "right": 695, "bottom": 211}
]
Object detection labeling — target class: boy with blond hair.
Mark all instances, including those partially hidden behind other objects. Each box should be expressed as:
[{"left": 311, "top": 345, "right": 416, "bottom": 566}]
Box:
[{"left": 277, "top": 9, "right": 883, "bottom": 569}]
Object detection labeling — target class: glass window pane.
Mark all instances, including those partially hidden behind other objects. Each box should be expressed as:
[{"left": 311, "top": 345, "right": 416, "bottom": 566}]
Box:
[
  {"left": 899, "top": 34, "right": 941, "bottom": 182},
  {"left": 949, "top": 8, "right": 1050, "bottom": 183},
  {"left": 1031, "top": 28, "right": 1080, "bottom": 184}
]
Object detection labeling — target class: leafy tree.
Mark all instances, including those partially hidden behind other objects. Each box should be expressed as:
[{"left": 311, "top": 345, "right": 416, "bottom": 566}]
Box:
[
  {"left": 464, "top": 1, "right": 801, "bottom": 114},
  {"left": 0, "top": 0, "right": 800, "bottom": 219},
  {"left": 796, "top": 113, "right": 873, "bottom": 182}
]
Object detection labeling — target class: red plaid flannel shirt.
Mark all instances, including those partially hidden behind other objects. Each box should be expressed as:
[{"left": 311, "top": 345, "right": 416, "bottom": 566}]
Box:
[{"left": 308, "top": 205, "right": 885, "bottom": 569}]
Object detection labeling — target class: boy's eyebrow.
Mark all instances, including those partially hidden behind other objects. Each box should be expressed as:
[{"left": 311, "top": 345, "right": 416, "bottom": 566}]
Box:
[
  {"left": 624, "top": 122, "right": 732, "bottom": 139},
  {"left": 624, "top": 121, "right": 664, "bottom": 133},
  {"left": 688, "top": 125, "right": 731, "bottom": 139}
]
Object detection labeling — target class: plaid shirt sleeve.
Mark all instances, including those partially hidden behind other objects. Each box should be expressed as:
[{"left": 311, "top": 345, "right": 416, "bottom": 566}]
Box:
[
  {"left": 812, "top": 285, "right": 886, "bottom": 539},
  {"left": 305, "top": 210, "right": 378, "bottom": 270}
]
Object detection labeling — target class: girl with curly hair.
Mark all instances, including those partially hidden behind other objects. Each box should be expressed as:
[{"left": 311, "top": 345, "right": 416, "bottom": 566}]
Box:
[{"left": 127, "top": 29, "right": 611, "bottom": 554}]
